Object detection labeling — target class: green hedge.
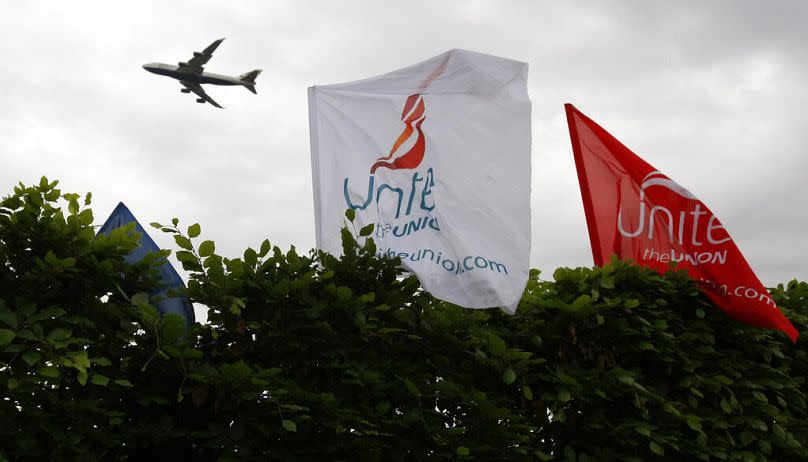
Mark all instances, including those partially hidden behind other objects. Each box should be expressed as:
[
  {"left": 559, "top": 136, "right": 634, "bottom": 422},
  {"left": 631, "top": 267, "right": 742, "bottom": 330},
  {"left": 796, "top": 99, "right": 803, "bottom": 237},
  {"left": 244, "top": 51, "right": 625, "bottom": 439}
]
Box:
[{"left": 1, "top": 179, "right": 805, "bottom": 461}]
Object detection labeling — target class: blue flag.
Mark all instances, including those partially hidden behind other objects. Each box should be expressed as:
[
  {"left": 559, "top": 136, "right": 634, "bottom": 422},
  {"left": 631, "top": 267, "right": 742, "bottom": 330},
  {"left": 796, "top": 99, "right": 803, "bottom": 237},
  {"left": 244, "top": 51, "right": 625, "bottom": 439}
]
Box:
[{"left": 97, "top": 202, "right": 195, "bottom": 325}]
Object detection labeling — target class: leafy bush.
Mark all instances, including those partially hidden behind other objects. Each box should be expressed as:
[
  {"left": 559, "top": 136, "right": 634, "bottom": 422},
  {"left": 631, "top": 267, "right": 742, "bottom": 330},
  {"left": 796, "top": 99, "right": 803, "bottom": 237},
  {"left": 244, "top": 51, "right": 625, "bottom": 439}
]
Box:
[{"left": 1, "top": 179, "right": 805, "bottom": 461}]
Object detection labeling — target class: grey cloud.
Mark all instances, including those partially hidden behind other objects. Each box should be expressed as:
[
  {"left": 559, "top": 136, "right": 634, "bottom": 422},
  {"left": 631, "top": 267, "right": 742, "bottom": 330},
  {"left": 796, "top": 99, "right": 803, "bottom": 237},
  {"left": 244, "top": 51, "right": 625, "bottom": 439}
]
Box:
[{"left": 1, "top": 0, "right": 805, "bottom": 316}]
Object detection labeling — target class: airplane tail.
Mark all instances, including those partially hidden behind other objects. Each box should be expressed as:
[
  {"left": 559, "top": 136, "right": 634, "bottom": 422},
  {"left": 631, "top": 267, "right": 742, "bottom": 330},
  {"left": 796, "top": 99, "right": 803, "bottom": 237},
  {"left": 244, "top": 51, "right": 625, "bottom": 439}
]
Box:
[{"left": 239, "top": 69, "right": 262, "bottom": 94}]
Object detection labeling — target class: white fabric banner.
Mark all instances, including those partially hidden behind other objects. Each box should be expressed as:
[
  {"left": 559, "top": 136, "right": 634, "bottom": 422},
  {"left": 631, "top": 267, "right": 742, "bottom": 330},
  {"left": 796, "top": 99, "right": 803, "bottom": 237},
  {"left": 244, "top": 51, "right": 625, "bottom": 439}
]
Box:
[{"left": 308, "top": 49, "right": 531, "bottom": 312}]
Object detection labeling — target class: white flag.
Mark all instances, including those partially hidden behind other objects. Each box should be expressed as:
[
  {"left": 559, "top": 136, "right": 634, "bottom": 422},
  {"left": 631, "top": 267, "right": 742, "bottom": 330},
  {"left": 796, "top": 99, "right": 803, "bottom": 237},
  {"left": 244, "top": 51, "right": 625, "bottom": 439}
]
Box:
[{"left": 308, "top": 49, "right": 531, "bottom": 312}]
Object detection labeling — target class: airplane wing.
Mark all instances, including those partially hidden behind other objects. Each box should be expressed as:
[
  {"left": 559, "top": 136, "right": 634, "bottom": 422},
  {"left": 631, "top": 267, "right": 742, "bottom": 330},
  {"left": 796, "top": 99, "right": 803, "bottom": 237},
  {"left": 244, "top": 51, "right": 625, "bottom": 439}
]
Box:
[
  {"left": 180, "top": 81, "right": 223, "bottom": 108},
  {"left": 178, "top": 38, "right": 224, "bottom": 74}
]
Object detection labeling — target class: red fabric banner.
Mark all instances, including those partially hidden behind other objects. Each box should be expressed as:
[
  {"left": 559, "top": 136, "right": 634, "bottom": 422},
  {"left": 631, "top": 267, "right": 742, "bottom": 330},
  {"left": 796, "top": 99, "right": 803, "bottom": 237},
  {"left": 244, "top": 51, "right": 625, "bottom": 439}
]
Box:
[{"left": 565, "top": 104, "right": 798, "bottom": 342}]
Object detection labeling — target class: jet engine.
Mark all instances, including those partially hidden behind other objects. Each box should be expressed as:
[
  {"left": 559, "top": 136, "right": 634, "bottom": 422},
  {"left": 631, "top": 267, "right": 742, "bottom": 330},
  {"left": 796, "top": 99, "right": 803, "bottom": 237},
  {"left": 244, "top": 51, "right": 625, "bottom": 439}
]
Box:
[
  {"left": 196, "top": 98, "right": 205, "bottom": 103},
  {"left": 181, "top": 88, "right": 191, "bottom": 93}
]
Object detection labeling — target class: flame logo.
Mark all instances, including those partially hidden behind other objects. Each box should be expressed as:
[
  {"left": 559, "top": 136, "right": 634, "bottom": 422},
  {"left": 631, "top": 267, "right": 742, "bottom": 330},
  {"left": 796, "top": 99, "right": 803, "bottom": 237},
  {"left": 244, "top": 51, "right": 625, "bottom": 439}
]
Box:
[
  {"left": 370, "top": 55, "right": 449, "bottom": 174},
  {"left": 370, "top": 94, "right": 427, "bottom": 173}
]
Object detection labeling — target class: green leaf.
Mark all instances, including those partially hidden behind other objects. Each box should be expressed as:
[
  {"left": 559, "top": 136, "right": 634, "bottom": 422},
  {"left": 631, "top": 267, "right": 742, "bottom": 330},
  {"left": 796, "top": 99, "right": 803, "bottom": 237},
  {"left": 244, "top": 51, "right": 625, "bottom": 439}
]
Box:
[
  {"left": 174, "top": 235, "right": 193, "bottom": 251},
  {"left": 91, "top": 374, "right": 110, "bottom": 387},
  {"left": 402, "top": 378, "right": 419, "bottom": 397},
  {"left": 199, "top": 240, "right": 215, "bottom": 257},
  {"left": 203, "top": 254, "right": 223, "bottom": 269},
  {"left": 522, "top": 385, "right": 534, "bottom": 400},
  {"left": 345, "top": 208, "right": 356, "bottom": 222},
  {"left": 359, "top": 223, "right": 374, "bottom": 236},
  {"left": 456, "top": 446, "right": 470, "bottom": 456},
  {"left": 27, "top": 307, "right": 66, "bottom": 323},
  {"left": 282, "top": 419, "right": 297, "bottom": 432},
  {"left": 534, "top": 450, "right": 553, "bottom": 461},
  {"left": 738, "top": 430, "right": 755, "bottom": 446},
  {"left": 38, "top": 366, "right": 60, "bottom": 379},
  {"left": 176, "top": 251, "right": 200, "bottom": 271},
  {"left": 68, "top": 197, "right": 79, "bottom": 215},
  {"left": 624, "top": 299, "right": 640, "bottom": 309},
  {"left": 503, "top": 368, "right": 517, "bottom": 385},
  {"left": 79, "top": 208, "right": 93, "bottom": 226},
  {"left": 131, "top": 292, "right": 150, "bottom": 307},
  {"left": 72, "top": 351, "right": 91, "bottom": 369},
  {"left": 650, "top": 441, "right": 664, "bottom": 455},
  {"left": 488, "top": 333, "right": 507, "bottom": 356},
  {"left": 91, "top": 357, "right": 112, "bottom": 367},
  {"left": 187, "top": 223, "right": 201, "bottom": 238},
  {"left": 564, "top": 446, "right": 576, "bottom": 462},
  {"left": 695, "top": 309, "right": 705, "bottom": 319},
  {"left": 22, "top": 350, "right": 42, "bottom": 366},
  {"left": 0, "top": 306, "right": 16, "bottom": 328},
  {"left": 259, "top": 239, "right": 271, "bottom": 257},
  {"left": 759, "top": 439, "right": 772, "bottom": 454},
  {"left": 359, "top": 292, "right": 375, "bottom": 303},
  {"left": 341, "top": 227, "right": 357, "bottom": 254},
  {"left": 47, "top": 328, "right": 72, "bottom": 342},
  {"left": 335, "top": 286, "right": 353, "bottom": 302},
  {"left": 115, "top": 379, "right": 134, "bottom": 388},
  {"left": 244, "top": 248, "right": 258, "bottom": 266},
  {"left": 18, "top": 300, "right": 36, "bottom": 318},
  {"left": 685, "top": 416, "right": 702, "bottom": 432},
  {"left": 572, "top": 294, "right": 591, "bottom": 307},
  {"left": 0, "top": 328, "right": 15, "bottom": 345},
  {"left": 749, "top": 419, "right": 767, "bottom": 432},
  {"left": 720, "top": 399, "right": 733, "bottom": 414}
]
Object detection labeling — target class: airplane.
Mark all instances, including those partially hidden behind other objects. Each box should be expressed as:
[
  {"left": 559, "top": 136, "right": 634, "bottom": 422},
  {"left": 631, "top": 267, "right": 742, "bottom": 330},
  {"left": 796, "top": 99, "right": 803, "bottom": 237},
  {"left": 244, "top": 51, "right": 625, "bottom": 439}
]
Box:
[{"left": 142, "top": 38, "right": 261, "bottom": 108}]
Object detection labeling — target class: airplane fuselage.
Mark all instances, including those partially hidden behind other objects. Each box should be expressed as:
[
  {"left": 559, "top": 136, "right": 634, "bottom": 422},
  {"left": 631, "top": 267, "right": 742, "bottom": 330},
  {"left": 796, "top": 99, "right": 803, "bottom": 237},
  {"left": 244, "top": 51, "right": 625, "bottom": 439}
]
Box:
[
  {"left": 142, "top": 38, "right": 260, "bottom": 108},
  {"left": 142, "top": 63, "right": 244, "bottom": 86}
]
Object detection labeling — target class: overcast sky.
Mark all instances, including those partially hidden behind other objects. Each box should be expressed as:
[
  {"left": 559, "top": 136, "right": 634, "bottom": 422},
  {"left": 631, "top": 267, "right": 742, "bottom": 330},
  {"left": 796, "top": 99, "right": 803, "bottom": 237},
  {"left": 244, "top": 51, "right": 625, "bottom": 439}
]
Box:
[{"left": 2, "top": 1, "right": 806, "bottom": 321}]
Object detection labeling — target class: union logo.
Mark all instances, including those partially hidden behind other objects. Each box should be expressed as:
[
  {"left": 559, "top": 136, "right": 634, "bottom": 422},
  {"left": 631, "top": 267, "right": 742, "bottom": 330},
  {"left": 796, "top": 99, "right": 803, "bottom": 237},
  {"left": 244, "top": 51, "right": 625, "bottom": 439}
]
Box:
[
  {"left": 618, "top": 170, "right": 728, "bottom": 243},
  {"left": 343, "top": 56, "right": 449, "bottom": 233}
]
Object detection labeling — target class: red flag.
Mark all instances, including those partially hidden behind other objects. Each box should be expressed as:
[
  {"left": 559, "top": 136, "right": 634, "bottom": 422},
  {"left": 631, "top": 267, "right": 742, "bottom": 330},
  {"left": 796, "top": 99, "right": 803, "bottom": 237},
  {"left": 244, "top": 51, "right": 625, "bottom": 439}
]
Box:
[{"left": 565, "top": 104, "right": 798, "bottom": 342}]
